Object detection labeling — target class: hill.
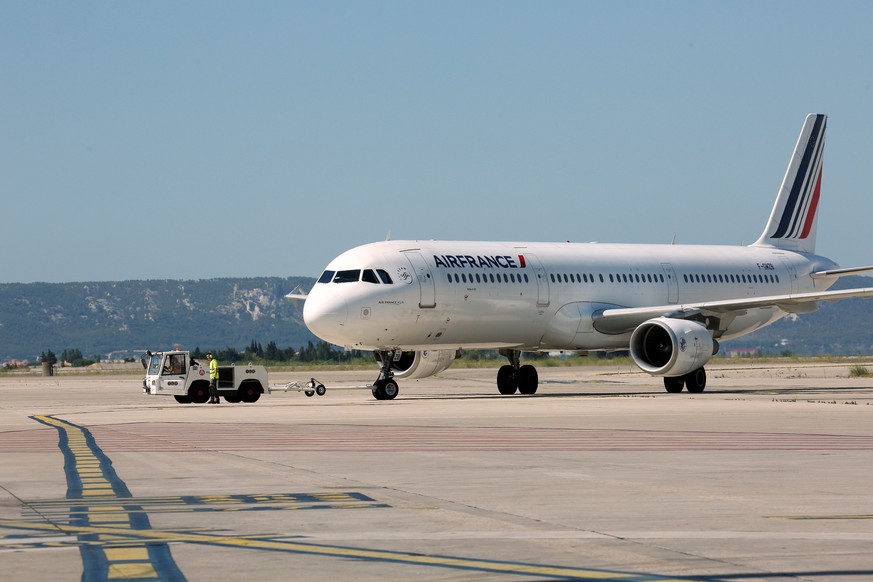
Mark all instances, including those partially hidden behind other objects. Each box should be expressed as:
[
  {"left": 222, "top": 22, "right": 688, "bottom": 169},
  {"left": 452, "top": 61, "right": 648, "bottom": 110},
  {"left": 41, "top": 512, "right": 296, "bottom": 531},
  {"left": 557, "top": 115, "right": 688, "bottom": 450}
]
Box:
[
  {"left": 1, "top": 275, "right": 871, "bottom": 362},
  {"left": 0, "top": 277, "right": 317, "bottom": 361}
]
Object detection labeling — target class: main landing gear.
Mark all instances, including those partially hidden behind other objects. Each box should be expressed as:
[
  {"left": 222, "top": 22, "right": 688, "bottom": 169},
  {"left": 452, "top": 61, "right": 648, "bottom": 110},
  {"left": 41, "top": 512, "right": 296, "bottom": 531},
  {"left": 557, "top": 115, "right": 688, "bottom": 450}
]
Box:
[
  {"left": 496, "top": 349, "right": 539, "bottom": 395},
  {"left": 663, "top": 367, "right": 707, "bottom": 393},
  {"left": 372, "top": 350, "right": 400, "bottom": 400}
]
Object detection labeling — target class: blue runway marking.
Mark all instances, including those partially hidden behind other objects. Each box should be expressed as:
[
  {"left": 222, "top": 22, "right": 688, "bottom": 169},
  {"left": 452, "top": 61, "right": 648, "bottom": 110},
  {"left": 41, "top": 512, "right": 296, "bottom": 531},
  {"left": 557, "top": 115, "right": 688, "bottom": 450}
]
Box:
[
  {"left": 32, "top": 415, "right": 186, "bottom": 582},
  {"left": 5, "top": 415, "right": 690, "bottom": 581}
]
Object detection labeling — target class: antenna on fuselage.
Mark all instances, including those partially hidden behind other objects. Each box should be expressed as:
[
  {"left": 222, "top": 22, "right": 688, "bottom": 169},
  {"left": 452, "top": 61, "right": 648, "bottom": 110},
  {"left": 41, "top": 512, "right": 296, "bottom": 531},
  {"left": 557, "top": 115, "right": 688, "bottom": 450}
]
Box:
[
  {"left": 385, "top": 230, "right": 392, "bottom": 241},
  {"left": 671, "top": 235, "right": 677, "bottom": 245}
]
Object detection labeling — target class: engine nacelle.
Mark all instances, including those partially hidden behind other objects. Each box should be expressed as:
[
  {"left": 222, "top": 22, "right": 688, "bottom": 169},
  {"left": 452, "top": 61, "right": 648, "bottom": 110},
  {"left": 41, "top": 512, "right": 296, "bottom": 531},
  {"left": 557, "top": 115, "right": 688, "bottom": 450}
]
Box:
[
  {"left": 375, "top": 350, "right": 458, "bottom": 379},
  {"left": 629, "top": 317, "right": 714, "bottom": 377}
]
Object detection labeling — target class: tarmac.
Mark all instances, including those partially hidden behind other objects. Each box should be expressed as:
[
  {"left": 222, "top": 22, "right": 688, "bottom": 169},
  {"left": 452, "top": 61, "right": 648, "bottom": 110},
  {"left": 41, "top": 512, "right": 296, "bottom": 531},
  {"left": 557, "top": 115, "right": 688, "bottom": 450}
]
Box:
[{"left": 1, "top": 361, "right": 872, "bottom": 581}]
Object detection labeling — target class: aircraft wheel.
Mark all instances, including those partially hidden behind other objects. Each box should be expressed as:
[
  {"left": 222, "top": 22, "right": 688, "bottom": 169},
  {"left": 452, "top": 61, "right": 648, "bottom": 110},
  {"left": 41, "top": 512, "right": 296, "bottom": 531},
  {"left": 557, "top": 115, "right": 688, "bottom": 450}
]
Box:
[
  {"left": 316, "top": 384, "right": 326, "bottom": 396},
  {"left": 497, "top": 365, "right": 517, "bottom": 395},
  {"left": 305, "top": 390, "right": 315, "bottom": 397},
  {"left": 372, "top": 379, "right": 399, "bottom": 400},
  {"left": 517, "top": 365, "right": 538, "bottom": 395},
  {"left": 684, "top": 368, "right": 707, "bottom": 393},
  {"left": 663, "top": 376, "right": 685, "bottom": 393},
  {"left": 174, "top": 395, "right": 192, "bottom": 404}
]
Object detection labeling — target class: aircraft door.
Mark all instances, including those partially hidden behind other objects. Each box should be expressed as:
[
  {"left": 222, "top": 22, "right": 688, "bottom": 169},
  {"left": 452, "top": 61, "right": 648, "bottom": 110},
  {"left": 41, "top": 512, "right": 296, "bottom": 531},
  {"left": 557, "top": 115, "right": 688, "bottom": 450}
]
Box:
[
  {"left": 524, "top": 254, "right": 550, "bottom": 308},
  {"left": 405, "top": 252, "right": 436, "bottom": 308},
  {"left": 660, "top": 263, "right": 678, "bottom": 303},
  {"left": 776, "top": 255, "right": 799, "bottom": 293}
]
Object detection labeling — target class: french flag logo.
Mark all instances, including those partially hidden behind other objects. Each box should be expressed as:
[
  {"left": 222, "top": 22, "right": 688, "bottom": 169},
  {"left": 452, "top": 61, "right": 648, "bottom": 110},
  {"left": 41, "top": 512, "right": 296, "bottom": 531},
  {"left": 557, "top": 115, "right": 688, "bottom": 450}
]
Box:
[{"left": 770, "top": 114, "right": 826, "bottom": 241}]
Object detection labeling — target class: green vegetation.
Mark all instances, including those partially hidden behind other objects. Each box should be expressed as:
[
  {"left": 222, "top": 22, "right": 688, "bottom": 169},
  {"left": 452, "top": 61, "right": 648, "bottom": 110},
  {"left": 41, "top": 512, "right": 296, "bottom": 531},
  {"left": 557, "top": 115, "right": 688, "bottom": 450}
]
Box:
[{"left": 849, "top": 365, "right": 871, "bottom": 378}]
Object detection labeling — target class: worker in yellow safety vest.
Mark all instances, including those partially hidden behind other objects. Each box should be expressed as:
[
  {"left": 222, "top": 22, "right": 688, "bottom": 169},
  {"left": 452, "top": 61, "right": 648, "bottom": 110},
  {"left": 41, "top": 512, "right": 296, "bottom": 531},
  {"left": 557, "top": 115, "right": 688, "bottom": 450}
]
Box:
[{"left": 207, "top": 353, "right": 220, "bottom": 404}]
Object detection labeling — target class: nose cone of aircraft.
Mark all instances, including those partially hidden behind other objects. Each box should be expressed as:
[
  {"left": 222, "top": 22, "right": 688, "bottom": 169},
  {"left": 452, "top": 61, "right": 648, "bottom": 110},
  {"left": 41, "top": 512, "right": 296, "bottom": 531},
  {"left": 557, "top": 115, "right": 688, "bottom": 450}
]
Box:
[{"left": 303, "top": 290, "right": 349, "bottom": 344}]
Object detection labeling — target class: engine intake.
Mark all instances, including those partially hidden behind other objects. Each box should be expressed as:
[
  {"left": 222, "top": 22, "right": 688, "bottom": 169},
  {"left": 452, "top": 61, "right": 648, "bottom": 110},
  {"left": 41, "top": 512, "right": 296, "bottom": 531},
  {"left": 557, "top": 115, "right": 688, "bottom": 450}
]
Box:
[
  {"left": 374, "top": 350, "right": 457, "bottom": 379},
  {"left": 630, "top": 317, "right": 714, "bottom": 377}
]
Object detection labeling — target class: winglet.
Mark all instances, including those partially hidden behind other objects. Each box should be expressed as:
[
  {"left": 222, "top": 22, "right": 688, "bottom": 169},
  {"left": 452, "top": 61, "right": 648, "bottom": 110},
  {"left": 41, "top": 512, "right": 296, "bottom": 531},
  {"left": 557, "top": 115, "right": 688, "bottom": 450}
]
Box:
[{"left": 753, "top": 114, "right": 826, "bottom": 254}]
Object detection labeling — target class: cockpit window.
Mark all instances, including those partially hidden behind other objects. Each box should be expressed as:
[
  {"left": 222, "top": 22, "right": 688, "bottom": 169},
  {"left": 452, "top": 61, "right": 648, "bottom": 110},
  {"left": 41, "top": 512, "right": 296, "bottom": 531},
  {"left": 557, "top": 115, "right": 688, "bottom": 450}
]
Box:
[
  {"left": 376, "top": 269, "right": 393, "bottom": 284},
  {"left": 317, "top": 270, "right": 335, "bottom": 284},
  {"left": 333, "top": 269, "right": 361, "bottom": 283},
  {"left": 362, "top": 269, "right": 380, "bottom": 284}
]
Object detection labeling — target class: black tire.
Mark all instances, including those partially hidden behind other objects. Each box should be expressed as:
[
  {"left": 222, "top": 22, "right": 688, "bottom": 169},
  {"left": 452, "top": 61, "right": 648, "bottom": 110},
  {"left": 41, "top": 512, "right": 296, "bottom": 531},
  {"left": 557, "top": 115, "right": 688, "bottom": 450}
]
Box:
[
  {"left": 684, "top": 368, "right": 707, "bottom": 393},
  {"left": 664, "top": 376, "right": 685, "bottom": 393},
  {"left": 315, "top": 384, "right": 326, "bottom": 396},
  {"left": 497, "top": 365, "right": 517, "bottom": 395},
  {"left": 174, "top": 395, "right": 192, "bottom": 404},
  {"left": 239, "top": 381, "right": 262, "bottom": 403},
  {"left": 224, "top": 393, "right": 241, "bottom": 403},
  {"left": 372, "top": 378, "right": 399, "bottom": 400},
  {"left": 517, "top": 365, "right": 539, "bottom": 395},
  {"left": 189, "top": 384, "right": 210, "bottom": 404},
  {"left": 305, "top": 390, "right": 315, "bottom": 397},
  {"left": 381, "top": 380, "right": 399, "bottom": 400}
]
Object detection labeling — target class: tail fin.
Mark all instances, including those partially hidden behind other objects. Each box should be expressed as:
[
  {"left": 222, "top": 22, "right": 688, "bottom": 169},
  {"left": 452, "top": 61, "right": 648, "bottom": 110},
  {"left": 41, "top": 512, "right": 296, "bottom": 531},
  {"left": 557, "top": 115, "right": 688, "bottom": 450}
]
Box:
[{"left": 753, "top": 113, "right": 826, "bottom": 253}]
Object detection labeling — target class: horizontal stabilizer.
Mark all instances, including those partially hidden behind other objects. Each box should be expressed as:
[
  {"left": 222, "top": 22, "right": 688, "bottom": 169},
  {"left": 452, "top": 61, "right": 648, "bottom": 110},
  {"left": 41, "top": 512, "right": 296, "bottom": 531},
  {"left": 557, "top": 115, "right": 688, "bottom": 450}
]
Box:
[{"left": 811, "top": 265, "right": 873, "bottom": 279}]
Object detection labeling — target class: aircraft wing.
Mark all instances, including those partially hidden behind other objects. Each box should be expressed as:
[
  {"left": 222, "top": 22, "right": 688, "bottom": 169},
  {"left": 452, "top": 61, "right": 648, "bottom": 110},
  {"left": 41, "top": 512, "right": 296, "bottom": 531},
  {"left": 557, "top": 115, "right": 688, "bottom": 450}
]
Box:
[{"left": 592, "top": 286, "right": 873, "bottom": 335}]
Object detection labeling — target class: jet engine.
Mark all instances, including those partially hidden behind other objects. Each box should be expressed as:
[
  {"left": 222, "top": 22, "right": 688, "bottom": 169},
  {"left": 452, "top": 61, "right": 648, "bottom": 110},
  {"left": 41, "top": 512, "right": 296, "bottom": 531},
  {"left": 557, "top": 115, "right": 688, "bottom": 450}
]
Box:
[
  {"left": 629, "top": 317, "right": 714, "bottom": 377},
  {"left": 375, "top": 350, "right": 458, "bottom": 379}
]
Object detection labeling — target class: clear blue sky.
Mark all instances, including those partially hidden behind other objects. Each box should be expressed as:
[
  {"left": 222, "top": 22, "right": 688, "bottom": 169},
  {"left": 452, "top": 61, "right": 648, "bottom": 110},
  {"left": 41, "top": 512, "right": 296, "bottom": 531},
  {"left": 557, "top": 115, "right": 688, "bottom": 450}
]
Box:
[{"left": 2, "top": 1, "right": 872, "bottom": 283}]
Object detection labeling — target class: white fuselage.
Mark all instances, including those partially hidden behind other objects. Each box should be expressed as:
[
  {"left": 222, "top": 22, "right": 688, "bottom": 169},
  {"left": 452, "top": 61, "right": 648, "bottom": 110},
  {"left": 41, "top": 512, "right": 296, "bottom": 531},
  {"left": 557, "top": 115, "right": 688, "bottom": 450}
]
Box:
[{"left": 303, "top": 240, "right": 838, "bottom": 353}]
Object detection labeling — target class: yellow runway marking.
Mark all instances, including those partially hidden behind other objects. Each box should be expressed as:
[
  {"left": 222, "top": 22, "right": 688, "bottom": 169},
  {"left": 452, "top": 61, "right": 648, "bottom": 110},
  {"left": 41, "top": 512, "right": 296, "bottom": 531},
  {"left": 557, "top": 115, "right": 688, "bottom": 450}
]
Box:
[
  {"left": 14, "top": 415, "right": 690, "bottom": 581},
  {"left": 0, "top": 518, "right": 688, "bottom": 580}
]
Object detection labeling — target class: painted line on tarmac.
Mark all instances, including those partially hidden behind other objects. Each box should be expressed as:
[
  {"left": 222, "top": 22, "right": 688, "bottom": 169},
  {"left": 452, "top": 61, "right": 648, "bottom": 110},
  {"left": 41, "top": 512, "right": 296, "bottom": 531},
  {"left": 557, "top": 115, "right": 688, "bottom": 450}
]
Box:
[
  {"left": 13, "top": 415, "right": 689, "bottom": 581},
  {"left": 0, "top": 517, "right": 687, "bottom": 581},
  {"left": 31, "top": 415, "right": 185, "bottom": 582}
]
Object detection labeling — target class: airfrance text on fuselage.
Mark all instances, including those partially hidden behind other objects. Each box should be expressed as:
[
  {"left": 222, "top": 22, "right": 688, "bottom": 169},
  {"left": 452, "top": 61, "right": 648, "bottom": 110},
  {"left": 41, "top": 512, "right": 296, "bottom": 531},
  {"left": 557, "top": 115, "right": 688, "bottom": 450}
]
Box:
[{"left": 432, "top": 255, "right": 526, "bottom": 269}]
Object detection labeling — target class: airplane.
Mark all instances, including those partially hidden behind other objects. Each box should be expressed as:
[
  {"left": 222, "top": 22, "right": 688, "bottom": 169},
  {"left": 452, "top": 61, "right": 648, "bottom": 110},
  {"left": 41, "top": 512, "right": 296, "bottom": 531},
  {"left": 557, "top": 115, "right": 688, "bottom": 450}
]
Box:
[{"left": 301, "top": 114, "right": 873, "bottom": 400}]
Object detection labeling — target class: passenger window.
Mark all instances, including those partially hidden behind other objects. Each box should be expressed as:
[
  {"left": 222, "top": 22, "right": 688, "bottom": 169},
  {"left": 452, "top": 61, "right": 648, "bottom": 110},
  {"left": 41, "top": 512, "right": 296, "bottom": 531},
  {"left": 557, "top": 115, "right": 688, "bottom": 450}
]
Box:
[
  {"left": 476, "top": 274, "right": 481, "bottom": 283},
  {"left": 524, "top": 274, "right": 529, "bottom": 282},
  {"left": 362, "top": 270, "right": 380, "bottom": 284},
  {"left": 377, "top": 269, "right": 393, "bottom": 284},
  {"left": 318, "top": 270, "right": 336, "bottom": 284},
  {"left": 334, "top": 270, "right": 361, "bottom": 283},
  {"left": 599, "top": 274, "right": 604, "bottom": 282}
]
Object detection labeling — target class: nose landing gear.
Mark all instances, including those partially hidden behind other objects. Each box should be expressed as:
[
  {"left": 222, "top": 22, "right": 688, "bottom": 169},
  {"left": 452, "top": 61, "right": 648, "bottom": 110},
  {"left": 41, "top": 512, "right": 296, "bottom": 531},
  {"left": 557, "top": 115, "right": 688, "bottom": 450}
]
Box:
[{"left": 372, "top": 350, "right": 400, "bottom": 400}]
